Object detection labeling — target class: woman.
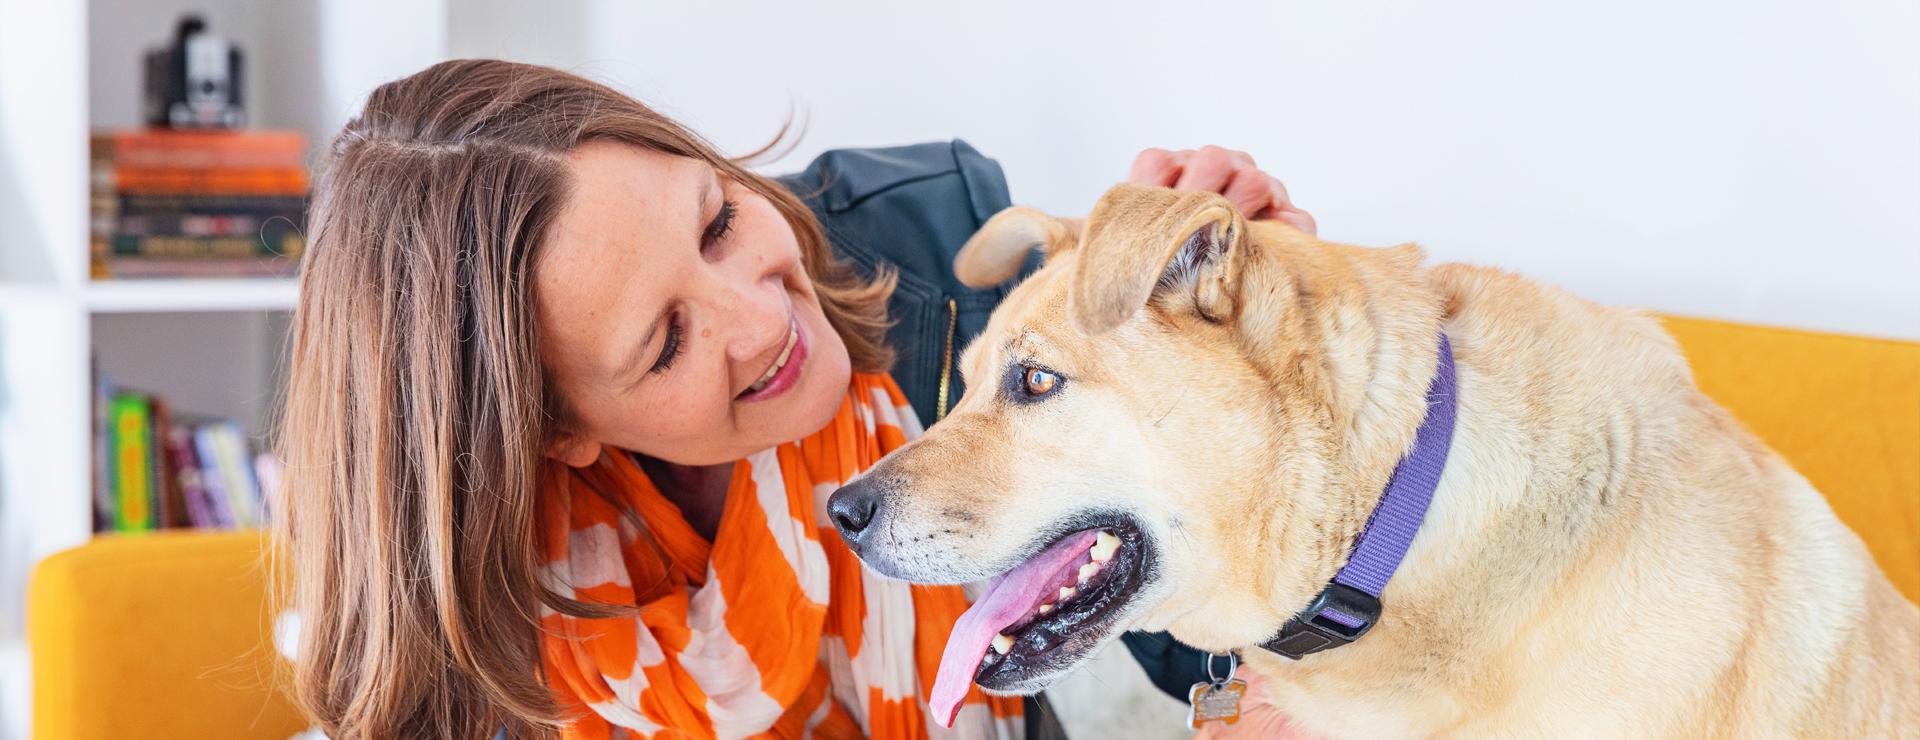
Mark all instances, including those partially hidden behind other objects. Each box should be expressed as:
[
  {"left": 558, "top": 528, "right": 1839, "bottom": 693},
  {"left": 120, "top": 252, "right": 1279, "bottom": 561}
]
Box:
[{"left": 276, "top": 59, "right": 1315, "bottom": 739}]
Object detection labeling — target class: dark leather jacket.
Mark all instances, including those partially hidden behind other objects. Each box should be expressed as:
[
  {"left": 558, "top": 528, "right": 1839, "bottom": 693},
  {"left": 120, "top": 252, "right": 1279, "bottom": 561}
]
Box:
[{"left": 778, "top": 141, "right": 1207, "bottom": 707}]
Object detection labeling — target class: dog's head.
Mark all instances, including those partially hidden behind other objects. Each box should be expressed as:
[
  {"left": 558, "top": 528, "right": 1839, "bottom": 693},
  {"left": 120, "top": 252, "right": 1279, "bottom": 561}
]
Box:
[{"left": 829, "top": 184, "right": 1441, "bottom": 717}]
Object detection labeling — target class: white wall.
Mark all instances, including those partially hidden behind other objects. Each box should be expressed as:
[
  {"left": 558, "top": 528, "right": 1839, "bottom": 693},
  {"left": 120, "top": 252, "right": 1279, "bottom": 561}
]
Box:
[
  {"left": 0, "top": 0, "right": 88, "bottom": 735},
  {"left": 452, "top": 0, "right": 1920, "bottom": 340}
]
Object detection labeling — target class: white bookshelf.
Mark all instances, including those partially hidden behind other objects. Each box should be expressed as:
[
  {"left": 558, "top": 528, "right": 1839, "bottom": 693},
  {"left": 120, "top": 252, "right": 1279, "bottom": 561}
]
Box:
[
  {"left": 84, "top": 278, "right": 301, "bottom": 313},
  {"left": 0, "top": 1, "right": 451, "bottom": 736}
]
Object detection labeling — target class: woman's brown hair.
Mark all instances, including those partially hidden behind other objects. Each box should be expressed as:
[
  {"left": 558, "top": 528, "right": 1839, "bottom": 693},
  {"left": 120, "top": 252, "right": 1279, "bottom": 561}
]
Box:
[{"left": 274, "top": 59, "right": 894, "bottom": 738}]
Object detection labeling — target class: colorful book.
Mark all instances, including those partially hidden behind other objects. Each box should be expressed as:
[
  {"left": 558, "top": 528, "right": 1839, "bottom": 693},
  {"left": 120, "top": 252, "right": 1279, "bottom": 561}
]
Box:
[
  {"left": 108, "top": 393, "right": 154, "bottom": 532},
  {"left": 102, "top": 255, "right": 300, "bottom": 279},
  {"left": 92, "top": 129, "right": 307, "bottom": 171},
  {"left": 192, "top": 424, "right": 236, "bottom": 529},
  {"left": 91, "top": 367, "right": 114, "bottom": 532},
  {"left": 108, "top": 232, "right": 304, "bottom": 259},
  {"left": 117, "top": 193, "right": 308, "bottom": 215},
  {"left": 195, "top": 422, "right": 260, "bottom": 527},
  {"left": 88, "top": 128, "right": 311, "bottom": 280},
  {"left": 149, "top": 399, "right": 190, "bottom": 529},
  {"left": 112, "top": 167, "right": 309, "bottom": 196},
  {"left": 117, "top": 211, "right": 305, "bottom": 239},
  {"left": 163, "top": 422, "right": 218, "bottom": 528}
]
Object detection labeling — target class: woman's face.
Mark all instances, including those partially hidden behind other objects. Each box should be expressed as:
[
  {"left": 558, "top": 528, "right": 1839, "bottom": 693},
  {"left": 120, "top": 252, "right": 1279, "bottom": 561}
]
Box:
[{"left": 537, "top": 140, "right": 852, "bottom": 467}]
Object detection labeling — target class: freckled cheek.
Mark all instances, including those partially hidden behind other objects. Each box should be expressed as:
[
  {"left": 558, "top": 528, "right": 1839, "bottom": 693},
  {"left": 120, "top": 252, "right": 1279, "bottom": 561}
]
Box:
[{"left": 633, "top": 387, "right": 729, "bottom": 444}]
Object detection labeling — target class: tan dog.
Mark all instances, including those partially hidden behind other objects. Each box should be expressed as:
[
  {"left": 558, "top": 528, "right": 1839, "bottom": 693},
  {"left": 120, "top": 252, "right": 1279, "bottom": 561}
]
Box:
[{"left": 826, "top": 184, "right": 1920, "bottom": 737}]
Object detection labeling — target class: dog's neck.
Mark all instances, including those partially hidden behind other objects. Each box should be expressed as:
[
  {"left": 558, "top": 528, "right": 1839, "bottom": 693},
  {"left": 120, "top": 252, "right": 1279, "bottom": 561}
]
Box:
[
  {"left": 1257, "top": 332, "right": 1457, "bottom": 659},
  {"left": 1229, "top": 258, "right": 1681, "bottom": 735},
  {"left": 1228, "top": 232, "right": 1453, "bottom": 627}
]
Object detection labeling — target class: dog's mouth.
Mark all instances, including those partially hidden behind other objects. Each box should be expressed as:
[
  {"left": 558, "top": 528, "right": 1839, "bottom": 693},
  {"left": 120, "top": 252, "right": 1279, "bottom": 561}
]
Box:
[{"left": 927, "top": 519, "right": 1151, "bottom": 727}]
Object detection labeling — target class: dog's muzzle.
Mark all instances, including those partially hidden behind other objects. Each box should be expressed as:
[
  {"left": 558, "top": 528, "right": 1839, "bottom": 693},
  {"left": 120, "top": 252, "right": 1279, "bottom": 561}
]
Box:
[{"left": 827, "top": 475, "right": 886, "bottom": 555}]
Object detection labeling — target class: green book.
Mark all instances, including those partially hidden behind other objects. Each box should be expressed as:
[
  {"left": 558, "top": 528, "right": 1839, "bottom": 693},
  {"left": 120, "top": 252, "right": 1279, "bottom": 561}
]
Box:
[{"left": 109, "top": 392, "right": 154, "bottom": 532}]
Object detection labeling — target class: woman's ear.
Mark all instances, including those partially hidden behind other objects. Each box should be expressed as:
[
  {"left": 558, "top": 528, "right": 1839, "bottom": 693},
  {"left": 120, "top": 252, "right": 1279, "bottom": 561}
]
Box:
[{"left": 545, "top": 432, "right": 602, "bottom": 468}]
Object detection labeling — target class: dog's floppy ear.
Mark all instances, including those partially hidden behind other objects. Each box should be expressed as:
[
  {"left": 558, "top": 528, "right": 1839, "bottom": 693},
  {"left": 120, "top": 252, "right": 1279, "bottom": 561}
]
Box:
[
  {"left": 1070, "top": 184, "right": 1249, "bottom": 336},
  {"left": 954, "top": 207, "right": 1083, "bottom": 288}
]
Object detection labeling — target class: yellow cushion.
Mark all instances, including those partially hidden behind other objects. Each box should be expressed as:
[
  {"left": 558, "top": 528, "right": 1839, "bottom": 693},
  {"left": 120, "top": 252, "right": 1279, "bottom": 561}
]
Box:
[
  {"left": 27, "top": 530, "right": 306, "bottom": 739},
  {"left": 1664, "top": 316, "right": 1920, "bottom": 602}
]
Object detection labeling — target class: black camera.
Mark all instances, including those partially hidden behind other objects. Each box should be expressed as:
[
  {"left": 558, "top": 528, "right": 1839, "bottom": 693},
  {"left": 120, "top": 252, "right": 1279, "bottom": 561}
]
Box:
[{"left": 142, "top": 15, "right": 245, "bottom": 129}]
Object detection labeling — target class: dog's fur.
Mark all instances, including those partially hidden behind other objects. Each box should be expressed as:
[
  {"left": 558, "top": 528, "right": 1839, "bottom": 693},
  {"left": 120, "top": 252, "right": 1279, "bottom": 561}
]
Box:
[{"left": 850, "top": 184, "right": 1920, "bottom": 737}]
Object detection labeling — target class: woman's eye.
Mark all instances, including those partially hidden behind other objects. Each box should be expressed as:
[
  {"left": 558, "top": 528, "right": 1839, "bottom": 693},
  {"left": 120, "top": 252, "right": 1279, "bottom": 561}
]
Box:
[
  {"left": 1022, "top": 367, "right": 1059, "bottom": 397},
  {"left": 702, "top": 199, "right": 737, "bottom": 248},
  {"left": 649, "top": 313, "right": 686, "bottom": 375}
]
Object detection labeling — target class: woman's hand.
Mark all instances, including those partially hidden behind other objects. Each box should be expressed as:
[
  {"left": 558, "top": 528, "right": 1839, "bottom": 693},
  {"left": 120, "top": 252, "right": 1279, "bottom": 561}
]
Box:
[{"left": 1128, "top": 146, "right": 1318, "bottom": 235}]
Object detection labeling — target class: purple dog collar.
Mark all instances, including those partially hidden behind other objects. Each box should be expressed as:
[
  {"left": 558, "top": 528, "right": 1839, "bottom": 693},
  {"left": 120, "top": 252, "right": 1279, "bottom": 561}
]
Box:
[{"left": 1261, "top": 333, "right": 1458, "bottom": 659}]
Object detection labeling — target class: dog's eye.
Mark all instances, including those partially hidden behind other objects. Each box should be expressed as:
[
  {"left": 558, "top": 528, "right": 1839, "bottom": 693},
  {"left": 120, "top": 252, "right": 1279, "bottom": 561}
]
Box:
[{"left": 1022, "top": 367, "right": 1058, "bottom": 397}]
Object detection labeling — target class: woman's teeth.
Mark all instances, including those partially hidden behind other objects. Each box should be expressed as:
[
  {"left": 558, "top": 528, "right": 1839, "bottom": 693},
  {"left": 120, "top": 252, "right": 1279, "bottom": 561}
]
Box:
[
  {"left": 987, "top": 530, "right": 1122, "bottom": 654},
  {"left": 745, "top": 323, "right": 799, "bottom": 394}
]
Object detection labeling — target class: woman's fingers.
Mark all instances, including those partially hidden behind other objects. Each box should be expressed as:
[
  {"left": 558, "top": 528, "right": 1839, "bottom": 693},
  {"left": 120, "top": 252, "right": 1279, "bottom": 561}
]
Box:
[
  {"left": 1128, "top": 146, "right": 1316, "bottom": 235},
  {"left": 1253, "top": 176, "right": 1318, "bottom": 235},
  {"left": 1273, "top": 207, "right": 1318, "bottom": 236},
  {"left": 1220, "top": 167, "right": 1278, "bottom": 218},
  {"left": 1172, "top": 145, "right": 1245, "bottom": 194},
  {"left": 1127, "top": 147, "right": 1188, "bottom": 187}
]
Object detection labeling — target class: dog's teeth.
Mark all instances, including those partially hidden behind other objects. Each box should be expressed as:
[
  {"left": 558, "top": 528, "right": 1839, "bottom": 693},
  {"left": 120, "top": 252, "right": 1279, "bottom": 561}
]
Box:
[
  {"left": 992, "top": 633, "right": 1013, "bottom": 654},
  {"left": 1038, "top": 604, "right": 1053, "bottom": 615},
  {"left": 1090, "top": 531, "right": 1119, "bottom": 563},
  {"left": 1058, "top": 586, "right": 1076, "bottom": 602},
  {"left": 1077, "top": 563, "right": 1100, "bottom": 584}
]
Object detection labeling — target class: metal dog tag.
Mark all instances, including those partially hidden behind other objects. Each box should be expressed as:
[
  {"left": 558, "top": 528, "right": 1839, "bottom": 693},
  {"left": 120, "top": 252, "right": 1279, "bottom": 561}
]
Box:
[{"left": 1187, "top": 651, "right": 1246, "bottom": 729}]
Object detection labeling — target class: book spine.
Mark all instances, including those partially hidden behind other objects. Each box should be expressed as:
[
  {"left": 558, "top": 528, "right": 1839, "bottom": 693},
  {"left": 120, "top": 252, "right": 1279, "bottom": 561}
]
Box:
[
  {"left": 192, "top": 426, "right": 236, "bottom": 529},
  {"left": 118, "top": 193, "right": 307, "bottom": 215},
  {"left": 165, "top": 424, "right": 216, "bottom": 529},
  {"left": 113, "top": 167, "right": 309, "bottom": 196},
  {"left": 117, "top": 211, "right": 305, "bottom": 238},
  {"left": 213, "top": 423, "right": 260, "bottom": 527},
  {"left": 149, "top": 399, "right": 190, "bottom": 529},
  {"left": 90, "top": 139, "right": 119, "bottom": 280},
  {"left": 103, "top": 256, "right": 301, "bottom": 279},
  {"left": 109, "top": 393, "right": 154, "bottom": 532},
  {"left": 107, "top": 129, "right": 307, "bottom": 171},
  {"left": 91, "top": 367, "right": 114, "bottom": 532},
  {"left": 109, "top": 232, "right": 303, "bottom": 259}
]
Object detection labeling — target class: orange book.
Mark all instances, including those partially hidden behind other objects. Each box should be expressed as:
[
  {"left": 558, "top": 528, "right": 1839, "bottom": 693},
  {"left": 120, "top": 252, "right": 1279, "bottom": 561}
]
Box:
[
  {"left": 112, "top": 166, "right": 309, "bottom": 195},
  {"left": 94, "top": 129, "right": 307, "bottom": 171}
]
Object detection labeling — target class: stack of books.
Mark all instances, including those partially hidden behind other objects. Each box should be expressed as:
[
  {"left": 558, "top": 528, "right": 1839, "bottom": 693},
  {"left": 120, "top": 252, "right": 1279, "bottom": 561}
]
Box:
[
  {"left": 93, "top": 377, "right": 278, "bottom": 532},
  {"left": 89, "top": 128, "right": 308, "bottom": 278}
]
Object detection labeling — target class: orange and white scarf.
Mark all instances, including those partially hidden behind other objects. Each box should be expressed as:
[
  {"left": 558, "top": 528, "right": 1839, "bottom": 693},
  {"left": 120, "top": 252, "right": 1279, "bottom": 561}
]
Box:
[{"left": 539, "top": 373, "right": 1025, "bottom": 739}]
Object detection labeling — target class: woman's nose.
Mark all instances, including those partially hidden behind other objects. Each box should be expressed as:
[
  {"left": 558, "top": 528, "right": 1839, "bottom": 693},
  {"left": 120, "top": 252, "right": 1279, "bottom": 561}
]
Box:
[{"left": 707, "top": 266, "right": 791, "bottom": 361}]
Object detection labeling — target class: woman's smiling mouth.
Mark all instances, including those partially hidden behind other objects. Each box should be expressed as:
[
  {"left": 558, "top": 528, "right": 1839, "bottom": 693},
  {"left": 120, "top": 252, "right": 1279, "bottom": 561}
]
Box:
[{"left": 736, "top": 316, "right": 807, "bottom": 402}]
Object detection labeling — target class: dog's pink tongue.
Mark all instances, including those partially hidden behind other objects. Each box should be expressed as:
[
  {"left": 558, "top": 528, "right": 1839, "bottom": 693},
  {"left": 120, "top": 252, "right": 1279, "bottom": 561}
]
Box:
[{"left": 928, "top": 530, "right": 1097, "bottom": 728}]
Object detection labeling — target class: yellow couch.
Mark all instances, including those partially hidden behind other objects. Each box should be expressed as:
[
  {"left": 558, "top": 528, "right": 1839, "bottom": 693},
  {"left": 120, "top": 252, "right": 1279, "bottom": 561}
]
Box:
[
  {"left": 25, "top": 318, "right": 1919, "bottom": 739},
  {"left": 28, "top": 530, "right": 306, "bottom": 739},
  {"left": 1663, "top": 316, "right": 1918, "bottom": 600}
]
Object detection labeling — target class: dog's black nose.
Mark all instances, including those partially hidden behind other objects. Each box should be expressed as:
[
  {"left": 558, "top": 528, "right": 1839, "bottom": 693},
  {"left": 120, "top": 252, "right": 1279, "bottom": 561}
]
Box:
[{"left": 828, "top": 478, "right": 884, "bottom": 548}]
